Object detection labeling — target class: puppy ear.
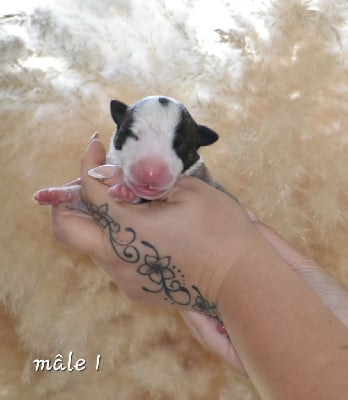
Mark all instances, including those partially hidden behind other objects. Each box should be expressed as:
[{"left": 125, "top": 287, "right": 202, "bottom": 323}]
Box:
[
  {"left": 196, "top": 125, "right": 219, "bottom": 148},
  {"left": 110, "top": 100, "right": 128, "bottom": 127}
]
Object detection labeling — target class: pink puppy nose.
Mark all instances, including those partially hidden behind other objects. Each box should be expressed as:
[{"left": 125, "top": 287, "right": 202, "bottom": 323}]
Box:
[{"left": 130, "top": 158, "right": 172, "bottom": 187}]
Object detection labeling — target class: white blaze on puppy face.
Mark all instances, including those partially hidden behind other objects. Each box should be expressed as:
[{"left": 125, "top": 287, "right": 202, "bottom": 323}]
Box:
[{"left": 108, "top": 96, "right": 185, "bottom": 196}]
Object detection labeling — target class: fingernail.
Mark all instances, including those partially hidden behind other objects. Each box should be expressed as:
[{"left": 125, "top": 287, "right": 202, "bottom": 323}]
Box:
[
  {"left": 88, "top": 164, "right": 119, "bottom": 180},
  {"left": 88, "top": 131, "right": 99, "bottom": 143},
  {"left": 216, "top": 321, "right": 228, "bottom": 336}
]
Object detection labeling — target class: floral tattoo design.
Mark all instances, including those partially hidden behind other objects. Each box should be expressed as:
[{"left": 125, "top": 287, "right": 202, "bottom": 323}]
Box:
[{"left": 88, "top": 203, "right": 219, "bottom": 318}]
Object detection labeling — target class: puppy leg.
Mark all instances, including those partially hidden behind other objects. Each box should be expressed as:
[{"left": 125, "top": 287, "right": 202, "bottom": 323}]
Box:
[
  {"left": 33, "top": 185, "right": 88, "bottom": 212},
  {"left": 107, "top": 183, "right": 141, "bottom": 204}
]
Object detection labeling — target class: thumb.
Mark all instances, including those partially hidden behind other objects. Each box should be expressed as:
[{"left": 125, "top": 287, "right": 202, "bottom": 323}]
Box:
[
  {"left": 81, "top": 136, "right": 107, "bottom": 177},
  {"left": 80, "top": 138, "right": 139, "bottom": 220},
  {"left": 80, "top": 137, "right": 110, "bottom": 205},
  {"left": 47, "top": 137, "right": 108, "bottom": 258}
]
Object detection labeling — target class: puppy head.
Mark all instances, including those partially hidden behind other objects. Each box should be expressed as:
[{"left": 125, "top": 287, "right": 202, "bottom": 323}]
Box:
[{"left": 108, "top": 95, "right": 218, "bottom": 199}]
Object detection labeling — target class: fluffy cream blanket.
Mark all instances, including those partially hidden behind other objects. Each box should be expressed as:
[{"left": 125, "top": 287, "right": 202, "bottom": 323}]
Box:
[{"left": 1, "top": 1, "right": 347, "bottom": 398}]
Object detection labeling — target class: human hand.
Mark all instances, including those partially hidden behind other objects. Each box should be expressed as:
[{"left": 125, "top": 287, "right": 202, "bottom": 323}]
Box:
[
  {"left": 45, "top": 136, "right": 348, "bottom": 377},
  {"left": 179, "top": 220, "right": 348, "bottom": 374},
  {"left": 180, "top": 310, "right": 247, "bottom": 374},
  {"left": 50, "top": 137, "right": 266, "bottom": 318}
]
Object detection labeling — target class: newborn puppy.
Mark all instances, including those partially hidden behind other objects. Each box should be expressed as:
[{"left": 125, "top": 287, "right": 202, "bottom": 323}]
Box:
[
  {"left": 34, "top": 95, "right": 233, "bottom": 207},
  {"left": 105, "top": 95, "right": 232, "bottom": 203}
]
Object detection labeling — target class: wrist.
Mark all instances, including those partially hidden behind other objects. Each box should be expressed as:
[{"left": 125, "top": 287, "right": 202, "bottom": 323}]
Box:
[
  {"left": 194, "top": 232, "right": 264, "bottom": 319},
  {"left": 215, "top": 239, "right": 280, "bottom": 321}
]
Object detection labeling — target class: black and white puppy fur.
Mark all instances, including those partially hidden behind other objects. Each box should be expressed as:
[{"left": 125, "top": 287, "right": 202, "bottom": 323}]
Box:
[
  {"left": 105, "top": 95, "right": 233, "bottom": 203},
  {"left": 34, "top": 95, "right": 234, "bottom": 207}
]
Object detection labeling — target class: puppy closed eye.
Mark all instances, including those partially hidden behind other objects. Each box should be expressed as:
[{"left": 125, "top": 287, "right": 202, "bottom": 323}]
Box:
[
  {"left": 114, "top": 129, "right": 139, "bottom": 150},
  {"left": 173, "top": 135, "right": 188, "bottom": 154}
]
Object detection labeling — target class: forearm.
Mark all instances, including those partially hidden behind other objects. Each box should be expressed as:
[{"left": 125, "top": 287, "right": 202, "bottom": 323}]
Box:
[{"left": 218, "top": 240, "right": 348, "bottom": 400}]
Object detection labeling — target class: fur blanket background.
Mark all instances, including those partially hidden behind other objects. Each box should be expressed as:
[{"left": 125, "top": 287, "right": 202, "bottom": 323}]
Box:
[{"left": 1, "top": 0, "right": 347, "bottom": 398}]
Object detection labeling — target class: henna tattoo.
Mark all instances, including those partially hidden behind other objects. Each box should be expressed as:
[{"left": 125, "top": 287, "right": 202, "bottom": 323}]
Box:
[
  {"left": 191, "top": 285, "right": 219, "bottom": 318},
  {"left": 89, "top": 203, "right": 140, "bottom": 263},
  {"left": 137, "top": 241, "right": 191, "bottom": 306},
  {"left": 88, "top": 203, "right": 219, "bottom": 318}
]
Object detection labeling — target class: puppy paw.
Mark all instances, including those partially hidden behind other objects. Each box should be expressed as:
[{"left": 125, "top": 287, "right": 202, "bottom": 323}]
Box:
[
  {"left": 33, "top": 185, "right": 82, "bottom": 207},
  {"left": 108, "top": 183, "right": 140, "bottom": 203}
]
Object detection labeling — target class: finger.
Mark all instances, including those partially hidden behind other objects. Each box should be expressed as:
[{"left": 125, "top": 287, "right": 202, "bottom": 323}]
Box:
[
  {"left": 174, "top": 176, "right": 213, "bottom": 194},
  {"left": 180, "top": 311, "right": 231, "bottom": 342},
  {"left": 50, "top": 205, "right": 105, "bottom": 259},
  {"left": 80, "top": 140, "right": 143, "bottom": 217},
  {"left": 180, "top": 310, "right": 213, "bottom": 338},
  {"left": 180, "top": 310, "right": 247, "bottom": 375},
  {"left": 81, "top": 137, "right": 107, "bottom": 174},
  {"left": 169, "top": 176, "right": 217, "bottom": 203},
  {"left": 80, "top": 139, "right": 110, "bottom": 204}
]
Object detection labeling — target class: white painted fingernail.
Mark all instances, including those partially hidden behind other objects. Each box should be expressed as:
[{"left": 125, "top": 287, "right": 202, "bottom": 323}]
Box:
[
  {"left": 88, "top": 131, "right": 100, "bottom": 143},
  {"left": 88, "top": 165, "right": 119, "bottom": 180},
  {"left": 88, "top": 168, "right": 106, "bottom": 179}
]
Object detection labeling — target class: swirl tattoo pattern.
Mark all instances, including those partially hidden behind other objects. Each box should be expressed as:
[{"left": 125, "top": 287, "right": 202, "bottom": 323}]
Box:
[
  {"left": 88, "top": 203, "right": 140, "bottom": 263},
  {"left": 88, "top": 203, "right": 219, "bottom": 318}
]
